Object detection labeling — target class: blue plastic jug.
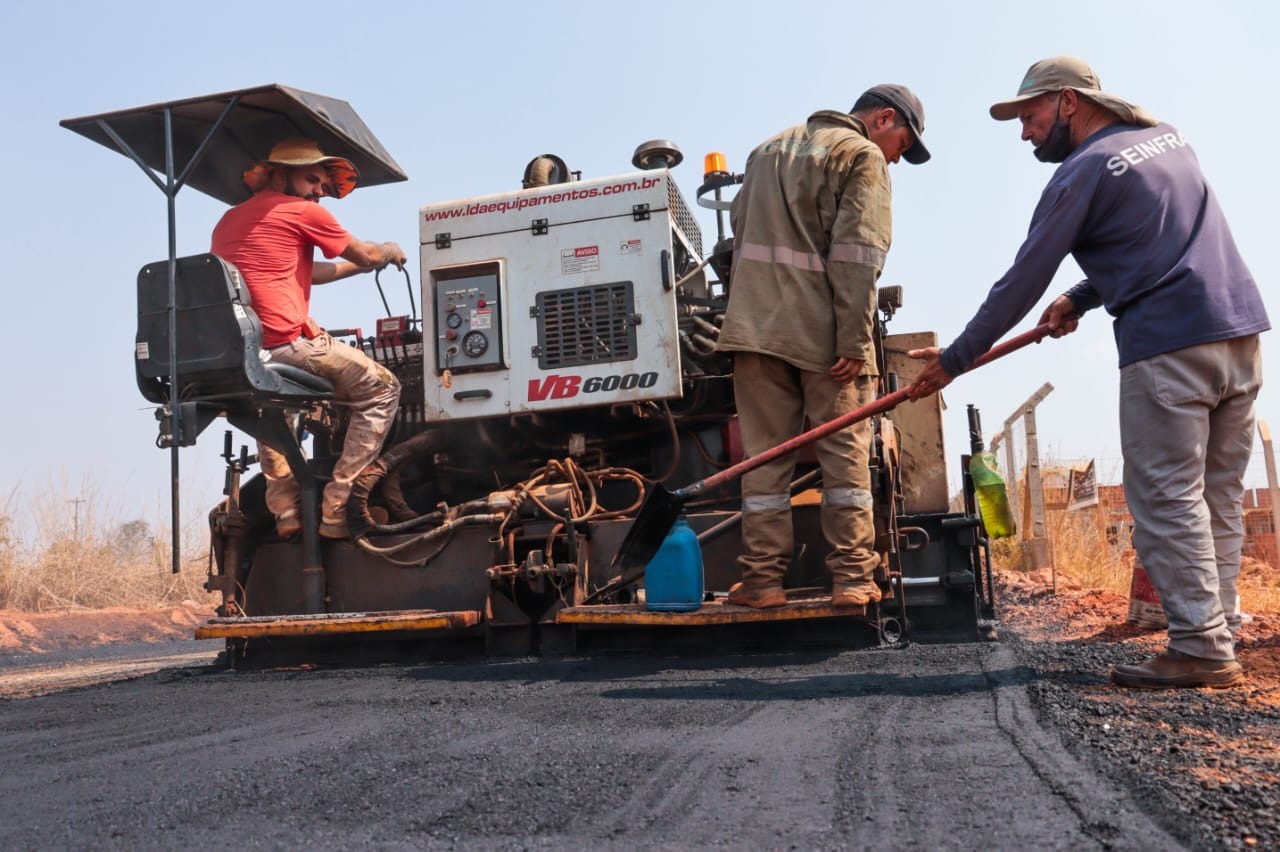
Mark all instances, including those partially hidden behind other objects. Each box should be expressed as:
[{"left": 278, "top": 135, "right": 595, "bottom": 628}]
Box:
[{"left": 644, "top": 515, "right": 704, "bottom": 612}]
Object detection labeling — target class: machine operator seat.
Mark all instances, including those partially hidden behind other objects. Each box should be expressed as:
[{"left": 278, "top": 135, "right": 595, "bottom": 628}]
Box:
[{"left": 135, "top": 253, "right": 334, "bottom": 447}]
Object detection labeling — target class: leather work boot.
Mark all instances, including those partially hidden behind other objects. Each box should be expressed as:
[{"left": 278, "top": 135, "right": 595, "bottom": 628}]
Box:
[
  {"left": 1110, "top": 650, "right": 1245, "bottom": 689},
  {"left": 276, "top": 510, "right": 302, "bottom": 538},
  {"left": 831, "top": 581, "right": 882, "bottom": 607},
  {"left": 318, "top": 516, "right": 351, "bottom": 540},
  {"left": 726, "top": 582, "right": 786, "bottom": 609}
]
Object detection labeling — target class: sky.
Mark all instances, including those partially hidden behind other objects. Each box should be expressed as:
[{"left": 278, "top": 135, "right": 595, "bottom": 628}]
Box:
[{"left": 2, "top": 0, "right": 1276, "bottom": 536}]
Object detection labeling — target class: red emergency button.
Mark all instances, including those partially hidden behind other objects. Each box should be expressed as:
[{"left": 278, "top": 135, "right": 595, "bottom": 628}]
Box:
[
  {"left": 446, "top": 329, "right": 458, "bottom": 340},
  {"left": 477, "top": 298, "right": 487, "bottom": 308}
]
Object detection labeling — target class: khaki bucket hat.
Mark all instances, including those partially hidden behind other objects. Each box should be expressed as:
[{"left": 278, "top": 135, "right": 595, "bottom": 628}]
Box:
[
  {"left": 989, "top": 56, "right": 1158, "bottom": 128},
  {"left": 256, "top": 137, "right": 360, "bottom": 198}
]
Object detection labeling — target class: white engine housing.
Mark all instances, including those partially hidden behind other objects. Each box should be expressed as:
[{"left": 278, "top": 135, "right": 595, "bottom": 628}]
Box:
[{"left": 418, "top": 170, "right": 704, "bottom": 422}]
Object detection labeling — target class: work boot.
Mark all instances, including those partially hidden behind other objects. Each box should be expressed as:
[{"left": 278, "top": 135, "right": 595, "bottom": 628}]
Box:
[
  {"left": 276, "top": 510, "right": 302, "bottom": 538},
  {"left": 1110, "top": 650, "right": 1245, "bottom": 689},
  {"left": 831, "top": 581, "right": 882, "bottom": 607},
  {"left": 726, "top": 582, "right": 786, "bottom": 609},
  {"left": 319, "top": 516, "right": 350, "bottom": 540}
]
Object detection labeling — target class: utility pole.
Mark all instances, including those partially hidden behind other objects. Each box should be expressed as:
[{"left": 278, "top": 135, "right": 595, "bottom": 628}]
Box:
[{"left": 68, "top": 496, "right": 88, "bottom": 536}]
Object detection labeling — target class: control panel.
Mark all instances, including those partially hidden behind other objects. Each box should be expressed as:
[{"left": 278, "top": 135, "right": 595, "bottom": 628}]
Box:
[{"left": 431, "top": 261, "right": 504, "bottom": 375}]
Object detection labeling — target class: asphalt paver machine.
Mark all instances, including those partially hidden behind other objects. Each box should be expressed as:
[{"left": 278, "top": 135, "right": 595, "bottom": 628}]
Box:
[{"left": 64, "top": 86, "right": 999, "bottom": 663}]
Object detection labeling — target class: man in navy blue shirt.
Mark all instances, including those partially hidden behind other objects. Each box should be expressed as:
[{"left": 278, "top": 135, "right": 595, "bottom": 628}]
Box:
[{"left": 910, "top": 57, "right": 1269, "bottom": 689}]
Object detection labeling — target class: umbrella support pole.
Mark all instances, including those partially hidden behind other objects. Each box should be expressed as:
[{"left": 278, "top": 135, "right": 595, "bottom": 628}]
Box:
[{"left": 93, "top": 98, "right": 241, "bottom": 576}]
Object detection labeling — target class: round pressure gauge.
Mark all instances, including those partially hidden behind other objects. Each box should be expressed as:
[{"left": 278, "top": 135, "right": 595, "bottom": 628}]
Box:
[
  {"left": 446, "top": 312, "right": 463, "bottom": 329},
  {"left": 462, "top": 331, "right": 488, "bottom": 358}
]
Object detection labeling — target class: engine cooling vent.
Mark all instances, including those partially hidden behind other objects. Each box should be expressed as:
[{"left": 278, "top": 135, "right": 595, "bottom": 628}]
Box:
[
  {"left": 668, "top": 182, "right": 703, "bottom": 258},
  {"left": 535, "top": 282, "right": 638, "bottom": 369}
]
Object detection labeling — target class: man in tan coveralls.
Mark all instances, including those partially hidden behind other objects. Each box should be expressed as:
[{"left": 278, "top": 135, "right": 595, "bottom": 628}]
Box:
[{"left": 718, "top": 85, "right": 930, "bottom": 608}]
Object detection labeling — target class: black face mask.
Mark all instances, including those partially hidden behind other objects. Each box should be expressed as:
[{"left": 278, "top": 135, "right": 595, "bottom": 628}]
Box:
[{"left": 1034, "top": 98, "right": 1076, "bottom": 163}]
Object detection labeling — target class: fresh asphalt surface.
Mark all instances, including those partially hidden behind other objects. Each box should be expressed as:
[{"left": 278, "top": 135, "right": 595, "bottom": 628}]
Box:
[{"left": 0, "top": 639, "right": 1183, "bottom": 850}]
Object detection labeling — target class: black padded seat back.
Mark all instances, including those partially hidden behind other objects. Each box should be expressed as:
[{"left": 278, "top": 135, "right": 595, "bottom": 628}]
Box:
[
  {"left": 136, "top": 254, "right": 254, "bottom": 387},
  {"left": 135, "top": 253, "right": 333, "bottom": 404}
]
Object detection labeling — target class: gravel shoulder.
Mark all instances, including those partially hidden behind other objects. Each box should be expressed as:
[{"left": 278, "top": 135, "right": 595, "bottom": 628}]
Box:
[{"left": 998, "top": 571, "right": 1280, "bottom": 850}]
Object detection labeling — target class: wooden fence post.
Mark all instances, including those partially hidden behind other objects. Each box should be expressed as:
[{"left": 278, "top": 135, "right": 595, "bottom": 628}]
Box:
[
  {"left": 1001, "top": 384, "right": 1054, "bottom": 580},
  {"left": 999, "top": 416, "right": 1021, "bottom": 533},
  {"left": 1260, "top": 420, "right": 1280, "bottom": 565}
]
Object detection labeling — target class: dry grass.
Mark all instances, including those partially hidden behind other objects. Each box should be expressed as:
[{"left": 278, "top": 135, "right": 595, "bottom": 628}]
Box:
[
  {"left": 0, "top": 482, "right": 215, "bottom": 612},
  {"left": 989, "top": 512, "right": 1129, "bottom": 593},
  {"left": 992, "top": 507, "right": 1280, "bottom": 613},
  {"left": 1048, "top": 512, "right": 1131, "bottom": 595},
  {"left": 1240, "top": 561, "right": 1280, "bottom": 612}
]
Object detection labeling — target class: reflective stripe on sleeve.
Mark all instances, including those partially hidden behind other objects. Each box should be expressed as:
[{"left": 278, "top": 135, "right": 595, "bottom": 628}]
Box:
[
  {"left": 829, "top": 243, "right": 886, "bottom": 267},
  {"left": 739, "top": 242, "right": 826, "bottom": 272},
  {"left": 822, "top": 487, "right": 873, "bottom": 508},
  {"left": 742, "top": 493, "right": 793, "bottom": 513}
]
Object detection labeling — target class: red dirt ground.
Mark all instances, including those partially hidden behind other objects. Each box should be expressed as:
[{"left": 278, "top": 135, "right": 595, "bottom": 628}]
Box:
[{"left": 0, "top": 603, "right": 211, "bottom": 655}]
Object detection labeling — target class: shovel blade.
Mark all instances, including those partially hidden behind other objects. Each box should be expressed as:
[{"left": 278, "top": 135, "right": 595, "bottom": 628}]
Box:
[{"left": 585, "top": 484, "right": 685, "bottom": 604}]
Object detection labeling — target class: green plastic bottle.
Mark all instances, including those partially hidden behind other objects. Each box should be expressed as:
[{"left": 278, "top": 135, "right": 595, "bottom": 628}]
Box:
[{"left": 969, "top": 452, "right": 1016, "bottom": 539}]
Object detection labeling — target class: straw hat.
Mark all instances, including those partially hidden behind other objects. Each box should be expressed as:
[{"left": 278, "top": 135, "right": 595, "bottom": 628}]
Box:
[{"left": 242, "top": 137, "right": 360, "bottom": 198}]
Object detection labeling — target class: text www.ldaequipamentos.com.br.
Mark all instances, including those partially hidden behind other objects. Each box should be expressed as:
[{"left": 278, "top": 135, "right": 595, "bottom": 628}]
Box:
[{"left": 423, "top": 176, "right": 662, "bottom": 222}]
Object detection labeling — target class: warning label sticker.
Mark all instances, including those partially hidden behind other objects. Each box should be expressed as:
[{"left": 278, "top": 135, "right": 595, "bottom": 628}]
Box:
[
  {"left": 620, "top": 239, "right": 643, "bottom": 255},
  {"left": 561, "top": 245, "right": 600, "bottom": 275},
  {"left": 470, "top": 307, "right": 492, "bottom": 330}
]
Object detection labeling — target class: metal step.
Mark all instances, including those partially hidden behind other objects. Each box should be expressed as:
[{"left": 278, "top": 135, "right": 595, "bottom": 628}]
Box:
[
  {"left": 557, "top": 593, "right": 867, "bottom": 626},
  {"left": 195, "top": 609, "right": 481, "bottom": 640}
]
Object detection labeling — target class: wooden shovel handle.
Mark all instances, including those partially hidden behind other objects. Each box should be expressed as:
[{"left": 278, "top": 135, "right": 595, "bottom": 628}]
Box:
[{"left": 681, "top": 323, "right": 1054, "bottom": 499}]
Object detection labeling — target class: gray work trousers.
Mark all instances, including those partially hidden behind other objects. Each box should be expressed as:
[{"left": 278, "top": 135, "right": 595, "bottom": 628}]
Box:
[{"left": 1120, "top": 335, "right": 1262, "bottom": 661}]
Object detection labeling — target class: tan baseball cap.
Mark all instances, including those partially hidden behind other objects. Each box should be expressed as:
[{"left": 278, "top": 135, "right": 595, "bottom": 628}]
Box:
[
  {"left": 262, "top": 137, "right": 360, "bottom": 198},
  {"left": 989, "top": 56, "right": 1158, "bottom": 128}
]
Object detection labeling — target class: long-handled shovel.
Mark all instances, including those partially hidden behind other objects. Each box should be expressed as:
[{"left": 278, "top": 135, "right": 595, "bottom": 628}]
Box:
[{"left": 583, "top": 322, "right": 1055, "bottom": 604}]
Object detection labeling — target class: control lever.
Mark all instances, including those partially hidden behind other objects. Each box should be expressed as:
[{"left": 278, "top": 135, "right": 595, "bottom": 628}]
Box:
[{"left": 376, "top": 265, "right": 419, "bottom": 329}]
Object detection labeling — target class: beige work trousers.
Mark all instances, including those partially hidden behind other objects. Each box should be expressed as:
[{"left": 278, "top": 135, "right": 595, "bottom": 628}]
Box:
[
  {"left": 259, "top": 333, "right": 401, "bottom": 522},
  {"left": 732, "top": 352, "right": 877, "bottom": 587}
]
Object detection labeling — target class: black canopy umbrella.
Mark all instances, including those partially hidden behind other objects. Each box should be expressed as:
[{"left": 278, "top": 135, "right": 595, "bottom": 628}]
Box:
[
  {"left": 61, "top": 83, "right": 408, "bottom": 204},
  {"left": 62, "top": 85, "right": 408, "bottom": 574}
]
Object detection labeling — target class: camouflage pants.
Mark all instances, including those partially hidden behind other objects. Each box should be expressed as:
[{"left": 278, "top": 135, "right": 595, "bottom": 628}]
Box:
[
  {"left": 259, "top": 333, "right": 400, "bottom": 522},
  {"left": 732, "top": 352, "right": 877, "bottom": 587}
]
